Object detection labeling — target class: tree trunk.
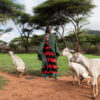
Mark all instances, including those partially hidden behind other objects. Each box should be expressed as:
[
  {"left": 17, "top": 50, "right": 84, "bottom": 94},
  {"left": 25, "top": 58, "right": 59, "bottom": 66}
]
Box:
[
  {"left": 25, "top": 38, "right": 29, "bottom": 53},
  {"left": 54, "top": 26, "right": 67, "bottom": 48},
  {"left": 75, "top": 33, "right": 80, "bottom": 52},
  {"left": 25, "top": 45, "right": 28, "bottom": 53}
]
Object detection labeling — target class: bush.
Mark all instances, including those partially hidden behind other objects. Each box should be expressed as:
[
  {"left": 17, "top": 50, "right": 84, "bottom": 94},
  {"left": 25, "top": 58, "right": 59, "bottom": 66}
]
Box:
[{"left": 95, "top": 44, "right": 100, "bottom": 55}]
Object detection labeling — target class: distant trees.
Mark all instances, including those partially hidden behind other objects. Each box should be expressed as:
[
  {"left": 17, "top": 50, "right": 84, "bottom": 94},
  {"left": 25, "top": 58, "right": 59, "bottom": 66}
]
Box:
[
  {"left": 9, "top": 37, "right": 24, "bottom": 50},
  {"left": 0, "top": 0, "right": 40, "bottom": 53},
  {"left": 0, "top": 0, "right": 96, "bottom": 53},
  {"left": 13, "top": 13, "right": 38, "bottom": 53},
  {"left": 64, "top": 33, "right": 100, "bottom": 54},
  {"left": 29, "top": 35, "right": 43, "bottom": 48},
  {"left": 9, "top": 35, "right": 43, "bottom": 53},
  {"left": 9, "top": 33, "right": 100, "bottom": 54},
  {"left": 86, "top": 30, "right": 100, "bottom": 35},
  {"left": 33, "top": 0, "right": 95, "bottom": 51},
  {"left": 0, "top": 40, "right": 9, "bottom": 53}
]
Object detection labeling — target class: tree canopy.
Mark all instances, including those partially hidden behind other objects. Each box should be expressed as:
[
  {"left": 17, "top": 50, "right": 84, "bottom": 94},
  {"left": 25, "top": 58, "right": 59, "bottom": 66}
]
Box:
[
  {"left": 0, "top": 0, "right": 24, "bottom": 36},
  {"left": 33, "top": 0, "right": 95, "bottom": 51},
  {"left": 0, "top": 0, "right": 24, "bottom": 20},
  {"left": 33, "top": 0, "right": 95, "bottom": 26}
]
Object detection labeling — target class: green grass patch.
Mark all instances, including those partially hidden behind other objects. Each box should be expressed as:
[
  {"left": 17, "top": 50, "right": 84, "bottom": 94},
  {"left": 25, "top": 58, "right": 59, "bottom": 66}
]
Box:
[
  {"left": 0, "top": 75, "right": 8, "bottom": 89},
  {"left": 0, "top": 53, "right": 100, "bottom": 76}
]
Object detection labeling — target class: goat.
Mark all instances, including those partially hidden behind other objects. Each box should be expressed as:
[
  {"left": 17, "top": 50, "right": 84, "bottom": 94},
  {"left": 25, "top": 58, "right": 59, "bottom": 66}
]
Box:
[
  {"left": 8, "top": 51, "right": 27, "bottom": 77},
  {"left": 62, "top": 48, "right": 90, "bottom": 85},
  {"left": 71, "top": 52, "right": 100, "bottom": 99}
]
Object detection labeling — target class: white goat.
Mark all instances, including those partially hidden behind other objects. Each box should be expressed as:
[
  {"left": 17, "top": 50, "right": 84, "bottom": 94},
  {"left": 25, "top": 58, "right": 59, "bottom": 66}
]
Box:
[
  {"left": 71, "top": 52, "right": 100, "bottom": 99},
  {"left": 62, "top": 48, "right": 90, "bottom": 85},
  {"left": 8, "top": 51, "right": 27, "bottom": 77}
]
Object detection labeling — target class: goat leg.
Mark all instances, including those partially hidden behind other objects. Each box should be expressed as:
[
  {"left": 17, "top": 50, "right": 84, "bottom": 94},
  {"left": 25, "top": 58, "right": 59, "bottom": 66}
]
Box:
[
  {"left": 96, "top": 84, "right": 98, "bottom": 96},
  {"left": 17, "top": 71, "right": 20, "bottom": 78},
  {"left": 92, "top": 85, "right": 96, "bottom": 99},
  {"left": 72, "top": 71, "right": 75, "bottom": 85},
  {"left": 76, "top": 74, "right": 80, "bottom": 85},
  {"left": 19, "top": 72, "right": 24, "bottom": 77},
  {"left": 87, "top": 77, "right": 91, "bottom": 86}
]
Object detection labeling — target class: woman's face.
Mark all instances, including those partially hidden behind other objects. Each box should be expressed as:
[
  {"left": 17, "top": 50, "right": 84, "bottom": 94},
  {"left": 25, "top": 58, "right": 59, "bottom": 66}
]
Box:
[
  {"left": 48, "top": 26, "right": 52, "bottom": 32},
  {"left": 46, "top": 26, "right": 52, "bottom": 34}
]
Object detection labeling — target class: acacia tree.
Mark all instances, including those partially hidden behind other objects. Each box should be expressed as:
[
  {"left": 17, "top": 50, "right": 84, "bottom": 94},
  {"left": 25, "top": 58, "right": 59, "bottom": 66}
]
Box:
[
  {"left": 0, "top": 0, "right": 24, "bottom": 36},
  {"left": 0, "top": 0, "right": 24, "bottom": 19},
  {"left": 53, "top": 25, "right": 68, "bottom": 47},
  {"left": 13, "top": 13, "right": 38, "bottom": 53},
  {"left": 0, "top": 0, "right": 35, "bottom": 52},
  {"left": 33, "top": 0, "right": 95, "bottom": 51},
  {"left": 31, "top": 14, "right": 69, "bottom": 47}
]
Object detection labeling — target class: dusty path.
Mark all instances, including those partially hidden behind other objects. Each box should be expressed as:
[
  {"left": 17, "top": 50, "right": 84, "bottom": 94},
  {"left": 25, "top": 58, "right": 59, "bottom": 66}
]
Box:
[{"left": 0, "top": 71, "right": 100, "bottom": 100}]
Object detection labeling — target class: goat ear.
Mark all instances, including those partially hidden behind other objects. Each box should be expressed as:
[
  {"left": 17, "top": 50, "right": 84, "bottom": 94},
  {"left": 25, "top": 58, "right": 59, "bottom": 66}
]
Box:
[{"left": 69, "top": 50, "right": 75, "bottom": 53}]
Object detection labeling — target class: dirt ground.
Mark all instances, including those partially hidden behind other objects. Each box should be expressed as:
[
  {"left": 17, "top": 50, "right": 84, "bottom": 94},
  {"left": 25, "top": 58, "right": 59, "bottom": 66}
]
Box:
[{"left": 0, "top": 71, "right": 100, "bottom": 100}]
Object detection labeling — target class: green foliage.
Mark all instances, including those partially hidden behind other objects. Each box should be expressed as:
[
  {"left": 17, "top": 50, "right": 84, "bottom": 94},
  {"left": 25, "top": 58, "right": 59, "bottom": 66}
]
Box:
[
  {"left": 33, "top": 0, "right": 95, "bottom": 26},
  {"left": 9, "top": 37, "right": 24, "bottom": 49},
  {"left": 0, "top": 0, "right": 24, "bottom": 36},
  {"left": 33, "top": 0, "right": 95, "bottom": 51},
  {"left": 9, "top": 33, "right": 100, "bottom": 54},
  {"left": 16, "top": 13, "right": 30, "bottom": 24},
  {"left": 30, "top": 35, "right": 43, "bottom": 47},
  {"left": 13, "top": 11, "right": 39, "bottom": 53},
  {"left": 31, "top": 14, "right": 68, "bottom": 26},
  {"left": 0, "top": 40, "right": 7, "bottom": 45},
  {"left": 61, "top": 33, "right": 100, "bottom": 54},
  {"left": 0, "top": 0, "right": 24, "bottom": 20},
  {"left": 9, "top": 35, "right": 43, "bottom": 51},
  {"left": 64, "top": 33, "right": 100, "bottom": 45},
  {"left": 86, "top": 30, "right": 100, "bottom": 35},
  {"left": 78, "top": 33, "right": 100, "bottom": 45}
]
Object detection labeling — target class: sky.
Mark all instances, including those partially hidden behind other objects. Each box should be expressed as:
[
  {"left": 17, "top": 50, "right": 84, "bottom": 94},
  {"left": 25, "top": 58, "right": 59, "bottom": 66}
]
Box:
[{"left": 0, "top": 0, "right": 100, "bottom": 43}]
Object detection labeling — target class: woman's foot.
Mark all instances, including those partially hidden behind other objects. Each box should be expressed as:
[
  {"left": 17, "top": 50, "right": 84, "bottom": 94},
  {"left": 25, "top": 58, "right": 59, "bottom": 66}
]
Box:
[
  {"left": 41, "top": 74, "right": 47, "bottom": 77},
  {"left": 55, "top": 76, "right": 59, "bottom": 80},
  {"left": 45, "top": 76, "right": 49, "bottom": 79}
]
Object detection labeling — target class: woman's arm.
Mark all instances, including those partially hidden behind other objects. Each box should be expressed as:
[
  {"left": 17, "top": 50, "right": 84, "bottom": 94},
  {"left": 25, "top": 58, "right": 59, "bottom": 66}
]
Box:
[
  {"left": 37, "top": 34, "right": 45, "bottom": 60},
  {"left": 55, "top": 35, "right": 60, "bottom": 57}
]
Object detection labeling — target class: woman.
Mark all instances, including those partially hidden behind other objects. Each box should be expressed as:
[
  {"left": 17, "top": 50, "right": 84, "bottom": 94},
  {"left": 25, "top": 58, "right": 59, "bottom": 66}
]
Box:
[{"left": 37, "top": 26, "right": 60, "bottom": 79}]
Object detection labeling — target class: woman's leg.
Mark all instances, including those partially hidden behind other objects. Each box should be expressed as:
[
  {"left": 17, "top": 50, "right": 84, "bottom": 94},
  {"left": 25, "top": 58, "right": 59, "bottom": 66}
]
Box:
[{"left": 41, "top": 65, "right": 49, "bottom": 78}]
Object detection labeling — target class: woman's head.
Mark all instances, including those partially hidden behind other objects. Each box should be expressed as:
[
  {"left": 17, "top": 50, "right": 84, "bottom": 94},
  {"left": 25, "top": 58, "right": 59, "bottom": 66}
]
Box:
[{"left": 45, "top": 26, "right": 52, "bottom": 34}]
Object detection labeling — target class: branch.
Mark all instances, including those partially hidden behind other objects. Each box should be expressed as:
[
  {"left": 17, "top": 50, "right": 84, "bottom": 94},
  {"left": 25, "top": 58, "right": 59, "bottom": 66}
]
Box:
[
  {"left": 61, "top": 25, "right": 65, "bottom": 37},
  {"left": 12, "top": 19, "right": 26, "bottom": 44},
  {"left": 79, "top": 22, "right": 89, "bottom": 29},
  {"left": 53, "top": 26, "right": 62, "bottom": 38}
]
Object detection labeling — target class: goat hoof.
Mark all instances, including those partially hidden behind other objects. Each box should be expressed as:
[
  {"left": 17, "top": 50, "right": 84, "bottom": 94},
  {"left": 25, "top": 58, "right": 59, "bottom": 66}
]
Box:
[
  {"left": 87, "top": 83, "right": 89, "bottom": 86},
  {"left": 96, "top": 93, "right": 98, "bottom": 96},
  {"left": 92, "top": 96, "right": 96, "bottom": 100},
  {"left": 78, "top": 83, "right": 80, "bottom": 85},
  {"left": 72, "top": 83, "right": 75, "bottom": 85}
]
